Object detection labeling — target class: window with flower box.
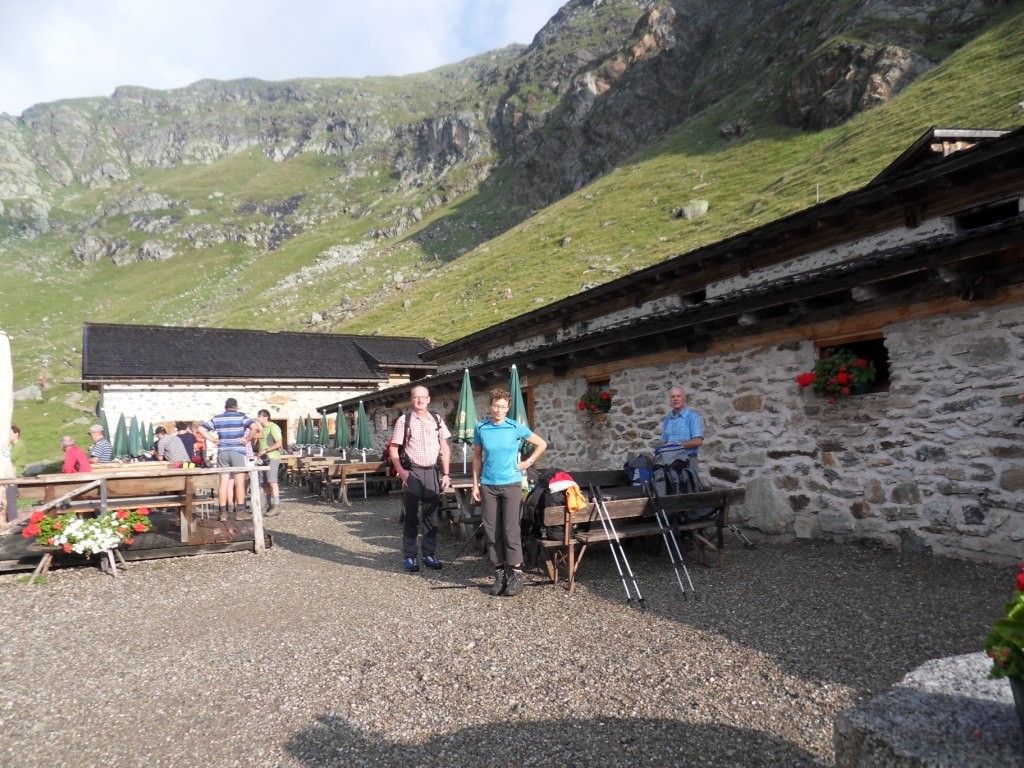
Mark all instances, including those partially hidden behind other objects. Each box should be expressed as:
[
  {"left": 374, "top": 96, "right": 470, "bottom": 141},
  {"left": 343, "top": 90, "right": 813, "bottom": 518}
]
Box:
[
  {"left": 800, "top": 334, "right": 890, "bottom": 399},
  {"left": 578, "top": 377, "right": 613, "bottom": 414}
]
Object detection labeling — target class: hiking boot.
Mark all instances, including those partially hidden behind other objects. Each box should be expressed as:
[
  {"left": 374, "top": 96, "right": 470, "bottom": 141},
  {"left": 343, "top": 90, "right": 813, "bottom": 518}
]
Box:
[
  {"left": 490, "top": 568, "right": 507, "bottom": 596},
  {"left": 422, "top": 555, "right": 443, "bottom": 570},
  {"left": 218, "top": 510, "right": 228, "bottom": 522},
  {"left": 505, "top": 569, "right": 524, "bottom": 597},
  {"left": 403, "top": 557, "right": 420, "bottom": 573}
]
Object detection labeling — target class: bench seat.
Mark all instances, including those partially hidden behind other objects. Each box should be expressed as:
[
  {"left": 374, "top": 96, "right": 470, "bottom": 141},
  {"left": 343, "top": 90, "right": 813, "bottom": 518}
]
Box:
[{"left": 536, "top": 485, "right": 744, "bottom": 593}]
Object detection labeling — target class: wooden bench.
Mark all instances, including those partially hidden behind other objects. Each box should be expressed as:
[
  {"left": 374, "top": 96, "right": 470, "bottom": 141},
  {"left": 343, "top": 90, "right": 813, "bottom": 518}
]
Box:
[{"left": 536, "top": 481, "right": 745, "bottom": 593}]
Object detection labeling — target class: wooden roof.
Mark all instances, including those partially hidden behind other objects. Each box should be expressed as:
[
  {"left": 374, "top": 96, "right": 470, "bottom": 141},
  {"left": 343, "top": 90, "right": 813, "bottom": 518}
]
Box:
[{"left": 81, "top": 324, "right": 433, "bottom": 386}]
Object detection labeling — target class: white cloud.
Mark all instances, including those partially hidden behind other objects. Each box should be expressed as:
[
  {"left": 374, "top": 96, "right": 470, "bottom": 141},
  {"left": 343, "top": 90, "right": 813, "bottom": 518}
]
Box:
[{"left": 0, "top": 0, "right": 564, "bottom": 115}]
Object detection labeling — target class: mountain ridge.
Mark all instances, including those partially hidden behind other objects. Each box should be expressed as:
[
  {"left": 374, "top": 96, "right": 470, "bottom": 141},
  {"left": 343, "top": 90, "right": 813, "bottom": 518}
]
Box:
[{"left": 2, "top": 0, "right": 1023, "bottom": 466}]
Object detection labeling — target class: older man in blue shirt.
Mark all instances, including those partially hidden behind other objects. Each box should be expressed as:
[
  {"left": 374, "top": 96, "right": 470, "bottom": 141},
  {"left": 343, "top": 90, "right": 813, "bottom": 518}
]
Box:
[{"left": 657, "top": 385, "right": 704, "bottom": 481}]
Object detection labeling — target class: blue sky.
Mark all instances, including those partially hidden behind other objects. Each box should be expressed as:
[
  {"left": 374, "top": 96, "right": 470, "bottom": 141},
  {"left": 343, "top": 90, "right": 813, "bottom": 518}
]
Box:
[{"left": 0, "top": 0, "right": 566, "bottom": 115}]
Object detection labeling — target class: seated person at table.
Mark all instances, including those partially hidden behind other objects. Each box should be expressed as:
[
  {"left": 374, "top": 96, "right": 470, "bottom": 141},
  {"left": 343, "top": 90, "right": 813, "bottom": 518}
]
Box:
[
  {"left": 155, "top": 426, "right": 191, "bottom": 463},
  {"left": 60, "top": 436, "right": 91, "bottom": 473},
  {"left": 87, "top": 425, "right": 114, "bottom": 463}
]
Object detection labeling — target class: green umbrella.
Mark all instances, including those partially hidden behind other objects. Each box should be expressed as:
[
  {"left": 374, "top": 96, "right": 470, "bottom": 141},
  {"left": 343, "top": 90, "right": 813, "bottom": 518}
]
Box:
[
  {"left": 128, "top": 416, "right": 142, "bottom": 458},
  {"left": 333, "top": 405, "right": 350, "bottom": 452},
  {"left": 143, "top": 422, "right": 154, "bottom": 452},
  {"left": 97, "top": 406, "right": 110, "bottom": 448},
  {"left": 354, "top": 401, "right": 373, "bottom": 460},
  {"left": 113, "top": 413, "right": 128, "bottom": 458},
  {"left": 453, "top": 368, "right": 477, "bottom": 473},
  {"left": 318, "top": 411, "right": 331, "bottom": 448},
  {"left": 305, "top": 414, "right": 315, "bottom": 445},
  {"left": 508, "top": 364, "right": 534, "bottom": 460}
]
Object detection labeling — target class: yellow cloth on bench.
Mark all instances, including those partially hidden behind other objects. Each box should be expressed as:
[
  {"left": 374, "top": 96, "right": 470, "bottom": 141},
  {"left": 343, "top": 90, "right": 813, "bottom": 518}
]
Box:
[{"left": 564, "top": 483, "right": 587, "bottom": 513}]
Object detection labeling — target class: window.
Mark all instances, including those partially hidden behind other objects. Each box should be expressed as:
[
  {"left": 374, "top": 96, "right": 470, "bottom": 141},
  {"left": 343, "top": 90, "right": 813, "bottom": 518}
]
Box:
[{"left": 816, "top": 335, "right": 890, "bottom": 393}]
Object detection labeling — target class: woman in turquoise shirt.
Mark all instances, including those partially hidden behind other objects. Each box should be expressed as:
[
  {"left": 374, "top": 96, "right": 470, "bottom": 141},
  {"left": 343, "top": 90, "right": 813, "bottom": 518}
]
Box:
[{"left": 472, "top": 388, "right": 547, "bottom": 598}]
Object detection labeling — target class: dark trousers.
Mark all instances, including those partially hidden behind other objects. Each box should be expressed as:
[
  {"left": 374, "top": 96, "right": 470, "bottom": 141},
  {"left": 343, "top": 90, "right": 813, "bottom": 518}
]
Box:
[
  {"left": 481, "top": 483, "right": 523, "bottom": 567},
  {"left": 402, "top": 466, "right": 441, "bottom": 559}
]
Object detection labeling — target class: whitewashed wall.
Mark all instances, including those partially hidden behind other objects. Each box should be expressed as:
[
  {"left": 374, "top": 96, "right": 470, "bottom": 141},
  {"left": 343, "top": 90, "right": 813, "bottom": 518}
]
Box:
[{"left": 99, "top": 385, "right": 376, "bottom": 445}]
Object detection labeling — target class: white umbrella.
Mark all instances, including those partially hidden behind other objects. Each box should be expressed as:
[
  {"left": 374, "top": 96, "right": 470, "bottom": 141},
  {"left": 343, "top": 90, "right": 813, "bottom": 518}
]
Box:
[{"left": 0, "top": 332, "right": 14, "bottom": 522}]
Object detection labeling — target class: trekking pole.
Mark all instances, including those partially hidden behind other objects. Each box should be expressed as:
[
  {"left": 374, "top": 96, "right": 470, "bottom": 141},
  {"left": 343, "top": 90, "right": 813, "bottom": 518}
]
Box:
[
  {"left": 590, "top": 484, "right": 645, "bottom": 608},
  {"left": 448, "top": 520, "right": 485, "bottom": 566},
  {"left": 729, "top": 523, "right": 756, "bottom": 549},
  {"left": 645, "top": 479, "right": 696, "bottom": 598}
]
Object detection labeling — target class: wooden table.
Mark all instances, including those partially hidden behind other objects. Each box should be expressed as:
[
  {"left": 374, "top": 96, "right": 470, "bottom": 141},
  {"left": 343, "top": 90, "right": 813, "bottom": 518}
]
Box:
[
  {"left": 442, "top": 473, "right": 481, "bottom": 540},
  {"left": 293, "top": 456, "right": 338, "bottom": 495},
  {"left": 13, "top": 467, "right": 224, "bottom": 544}
]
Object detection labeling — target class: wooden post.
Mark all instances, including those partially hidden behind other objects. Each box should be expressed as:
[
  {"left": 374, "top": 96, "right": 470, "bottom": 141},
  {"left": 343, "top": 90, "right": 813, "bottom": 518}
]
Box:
[
  {"left": 248, "top": 466, "right": 265, "bottom": 554},
  {"left": 28, "top": 552, "right": 53, "bottom": 585}
]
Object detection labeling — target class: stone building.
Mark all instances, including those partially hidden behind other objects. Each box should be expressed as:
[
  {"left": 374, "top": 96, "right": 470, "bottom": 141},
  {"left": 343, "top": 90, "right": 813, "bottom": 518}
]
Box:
[
  {"left": 81, "top": 323, "right": 434, "bottom": 445},
  {"left": 340, "top": 127, "right": 1024, "bottom": 565}
]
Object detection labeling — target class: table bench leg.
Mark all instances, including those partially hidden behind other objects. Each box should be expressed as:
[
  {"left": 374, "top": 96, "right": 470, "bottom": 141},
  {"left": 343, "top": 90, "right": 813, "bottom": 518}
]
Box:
[{"left": 28, "top": 552, "right": 53, "bottom": 584}]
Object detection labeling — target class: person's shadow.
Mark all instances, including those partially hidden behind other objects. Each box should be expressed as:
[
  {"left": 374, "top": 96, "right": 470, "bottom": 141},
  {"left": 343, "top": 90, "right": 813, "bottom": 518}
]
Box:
[{"left": 285, "top": 712, "right": 822, "bottom": 767}]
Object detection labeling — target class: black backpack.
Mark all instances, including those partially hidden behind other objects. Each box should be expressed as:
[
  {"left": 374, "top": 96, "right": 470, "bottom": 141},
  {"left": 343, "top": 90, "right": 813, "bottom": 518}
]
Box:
[{"left": 523, "top": 467, "right": 571, "bottom": 539}]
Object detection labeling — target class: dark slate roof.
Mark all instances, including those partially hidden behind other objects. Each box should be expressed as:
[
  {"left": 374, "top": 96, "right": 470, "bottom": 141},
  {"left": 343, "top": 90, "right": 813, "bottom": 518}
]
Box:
[
  {"left": 352, "top": 337, "right": 434, "bottom": 368},
  {"left": 81, "top": 324, "right": 433, "bottom": 382}
]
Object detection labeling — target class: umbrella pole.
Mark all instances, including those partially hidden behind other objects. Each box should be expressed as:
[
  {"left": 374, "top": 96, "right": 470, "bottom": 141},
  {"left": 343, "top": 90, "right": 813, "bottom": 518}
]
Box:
[{"left": 462, "top": 443, "right": 468, "bottom": 474}]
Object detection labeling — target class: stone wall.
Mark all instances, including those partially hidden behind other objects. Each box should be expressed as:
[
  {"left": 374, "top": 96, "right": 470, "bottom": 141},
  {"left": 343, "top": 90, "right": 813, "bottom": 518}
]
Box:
[{"left": 524, "top": 302, "right": 1024, "bottom": 565}]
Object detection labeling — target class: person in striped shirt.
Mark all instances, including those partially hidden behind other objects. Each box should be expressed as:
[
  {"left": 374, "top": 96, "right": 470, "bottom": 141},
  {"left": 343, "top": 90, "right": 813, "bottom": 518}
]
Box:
[
  {"left": 87, "top": 424, "right": 113, "bottom": 463},
  {"left": 198, "top": 398, "right": 261, "bottom": 522}
]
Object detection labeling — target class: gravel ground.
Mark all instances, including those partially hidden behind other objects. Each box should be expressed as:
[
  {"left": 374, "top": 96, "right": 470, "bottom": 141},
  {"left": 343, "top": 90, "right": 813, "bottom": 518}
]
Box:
[{"left": 0, "top": 488, "right": 1011, "bottom": 767}]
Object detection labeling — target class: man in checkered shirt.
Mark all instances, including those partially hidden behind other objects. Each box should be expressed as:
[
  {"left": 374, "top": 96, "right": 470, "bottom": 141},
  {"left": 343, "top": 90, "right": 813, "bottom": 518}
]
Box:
[{"left": 388, "top": 385, "right": 452, "bottom": 573}]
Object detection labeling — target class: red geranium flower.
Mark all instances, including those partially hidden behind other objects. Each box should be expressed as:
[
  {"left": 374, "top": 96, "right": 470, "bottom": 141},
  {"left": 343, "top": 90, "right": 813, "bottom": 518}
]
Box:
[
  {"left": 29, "top": 510, "right": 45, "bottom": 524},
  {"left": 137, "top": 507, "right": 150, "bottom": 516},
  {"left": 124, "top": 538, "right": 135, "bottom": 545},
  {"left": 63, "top": 543, "right": 72, "bottom": 553},
  {"left": 133, "top": 522, "right": 147, "bottom": 533},
  {"left": 116, "top": 510, "right": 129, "bottom": 519},
  {"left": 796, "top": 372, "right": 816, "bottom": 388},
  {"left": 22, "top": 523, "right": 40, "bottom": 538}
]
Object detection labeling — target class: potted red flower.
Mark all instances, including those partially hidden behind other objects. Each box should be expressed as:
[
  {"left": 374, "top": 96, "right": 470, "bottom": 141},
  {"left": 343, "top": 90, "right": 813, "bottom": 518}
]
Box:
[
  {"left": 796, "top": 347, "right": 876, "bottom": 402},
  {"left": 578, "top": 389, "right": 613, "bottom": 413}
]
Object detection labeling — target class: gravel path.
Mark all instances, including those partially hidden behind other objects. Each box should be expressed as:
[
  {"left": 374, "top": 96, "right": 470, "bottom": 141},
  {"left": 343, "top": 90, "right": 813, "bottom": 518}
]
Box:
[{"left": 0, "top": 489, "right": 1010, "bottom": 767}]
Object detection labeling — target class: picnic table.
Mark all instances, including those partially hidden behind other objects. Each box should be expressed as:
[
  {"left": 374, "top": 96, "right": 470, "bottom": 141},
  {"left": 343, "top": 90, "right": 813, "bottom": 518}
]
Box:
[
  {"left": 11, "top": 467, "right": 229, "bottom": 545},
  {"left": 442, "top": 473, "right": 481, "bottom": 540}
]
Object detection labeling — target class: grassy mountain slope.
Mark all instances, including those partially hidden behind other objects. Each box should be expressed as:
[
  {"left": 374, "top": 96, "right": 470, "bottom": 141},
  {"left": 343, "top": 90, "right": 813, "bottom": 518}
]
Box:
[
  {"left": 343, "top": 9, "right": 1024, "bottom": 339},
  {"left": 2, "top": 4, "right": 1024, "bottom": 468}
]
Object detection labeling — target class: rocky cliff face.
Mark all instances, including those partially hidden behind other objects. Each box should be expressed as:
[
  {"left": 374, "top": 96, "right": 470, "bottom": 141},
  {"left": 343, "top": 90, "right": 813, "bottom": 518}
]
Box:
[
  {"left": 489, "top": 0, "right": 1005, "bottom": 203},
  {"left": 0, "top": 0, "right": 1009, "bottom": 249}
]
